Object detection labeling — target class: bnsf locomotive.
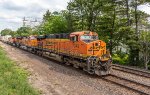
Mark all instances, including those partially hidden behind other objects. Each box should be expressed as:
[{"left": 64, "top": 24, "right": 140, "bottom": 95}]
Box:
[{"left": 6, "top": 31, "right": 112, "bottom": 76}]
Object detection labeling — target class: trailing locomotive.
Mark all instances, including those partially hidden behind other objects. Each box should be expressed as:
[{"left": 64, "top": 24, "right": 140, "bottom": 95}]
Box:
[{"left": 7, "top": 31, "right": 112, "bottom": 76}]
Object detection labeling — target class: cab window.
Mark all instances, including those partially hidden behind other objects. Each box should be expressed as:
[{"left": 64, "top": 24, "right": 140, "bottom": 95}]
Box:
[{"left": 70, "top": 35, "right": 78, "bottom": 42}]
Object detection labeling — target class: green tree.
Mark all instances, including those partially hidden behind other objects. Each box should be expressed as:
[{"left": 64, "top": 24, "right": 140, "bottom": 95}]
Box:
[
  {"left": 1, "top": 28, "right": 13, "bottom": 36},
  {"left": 140, "top": 31, "right": 150, "bottom": 70},
  {"left": 16, "top": 27, "right": 32, "bottom": 36},
  {"left": 127, "top": 0, "right": 149, "bottom": 65},
  {"left": 40, "top": 11, "right": 68, "bottom": 34}
]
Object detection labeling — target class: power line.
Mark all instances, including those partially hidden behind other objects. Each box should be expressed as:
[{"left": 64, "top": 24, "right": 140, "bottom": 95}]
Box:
[{"left": 22, "top": 17, "right": 42, "bottom": 27}]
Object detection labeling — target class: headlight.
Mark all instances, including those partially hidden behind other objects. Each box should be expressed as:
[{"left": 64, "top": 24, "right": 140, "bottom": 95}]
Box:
[{"left": 99, "top": 41, "right": 101, "bottom": 46}]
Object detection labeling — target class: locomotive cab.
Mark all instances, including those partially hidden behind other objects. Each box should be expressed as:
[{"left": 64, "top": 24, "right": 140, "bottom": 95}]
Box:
[
  {"left": 70, "top": 31, "right": 98, "bottom": 42},
  {"left": 69, "top": 31, "right": 107, "bottom": 57},
  {"left": 70, "top": 31, "right": 112, "bottom": 75}
]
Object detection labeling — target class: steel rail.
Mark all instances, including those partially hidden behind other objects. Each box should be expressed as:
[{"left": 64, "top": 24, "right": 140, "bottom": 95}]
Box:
[
  {"left": 112, "top": 64, "right": 150, "bottom": 78},
  {"left": 102, "top": 74, "right": 150, "bottom": 95}
]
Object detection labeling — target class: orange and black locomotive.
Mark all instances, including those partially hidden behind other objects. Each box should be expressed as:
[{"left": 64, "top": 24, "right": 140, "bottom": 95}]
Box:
[{"left": 8, "top": 31, "right": 112, "bottom": 76}]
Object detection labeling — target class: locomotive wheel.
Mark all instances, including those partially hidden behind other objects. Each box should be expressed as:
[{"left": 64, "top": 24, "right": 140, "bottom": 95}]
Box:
[
  {"left": 88, "top": 68, "right": 95, "bottom": 74},
  {"left": 73, "top": 64, "right": 79, "bottom": 68},
  {"left": 64, "top": 58, "right": 70, "bottom": 65},
  {"left": 65, "top": 61, "right": 70, "bottom": 65},
  {"left": 39, "top": 52, "right": 43, "bottom": 56},
  {"left": 73, "top": 61, "right": 79, "bottom": 68}
]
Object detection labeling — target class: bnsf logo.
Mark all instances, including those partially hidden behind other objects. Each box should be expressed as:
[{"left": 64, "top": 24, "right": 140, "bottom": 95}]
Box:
[{"left": 88, "top": 46, "right": 105, "bottom": 51}]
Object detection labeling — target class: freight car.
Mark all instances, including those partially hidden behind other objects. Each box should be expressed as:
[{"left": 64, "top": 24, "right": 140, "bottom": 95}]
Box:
[{"left": 7, "top": 31, "right": 112, "bottom": 76}]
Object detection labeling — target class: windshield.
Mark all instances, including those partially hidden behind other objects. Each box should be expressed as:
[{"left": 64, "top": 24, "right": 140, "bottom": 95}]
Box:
[
  {"left": 80, "top": 35, "right": 98, "bottom": 43},
  {"left": 81, "top": 35, "right": 91, "bottom": 40}
]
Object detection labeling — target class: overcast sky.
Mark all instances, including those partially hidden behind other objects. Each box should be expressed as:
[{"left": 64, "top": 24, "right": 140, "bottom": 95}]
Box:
[{"left": 0, "top": 0, "right": 149, "bottom": 31}]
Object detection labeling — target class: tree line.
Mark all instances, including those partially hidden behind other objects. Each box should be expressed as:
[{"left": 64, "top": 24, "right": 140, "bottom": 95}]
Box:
[{"left": 1, "top": 0, "right": 150, "bottom": 69}]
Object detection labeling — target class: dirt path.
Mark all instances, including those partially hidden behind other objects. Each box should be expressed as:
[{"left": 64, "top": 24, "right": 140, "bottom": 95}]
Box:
[{"left": 0, "top": 42, "right": 140, "bottom": 95}]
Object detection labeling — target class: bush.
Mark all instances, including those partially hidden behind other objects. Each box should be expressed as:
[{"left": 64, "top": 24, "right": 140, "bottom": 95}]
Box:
[{"left": 112, "top": 51, "right": 129, "bottom": 65}]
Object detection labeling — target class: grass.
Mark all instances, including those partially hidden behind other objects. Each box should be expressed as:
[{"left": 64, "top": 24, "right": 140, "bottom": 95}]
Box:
[{"left": 0, "top": 46, "right": 39, "bottom": 95}]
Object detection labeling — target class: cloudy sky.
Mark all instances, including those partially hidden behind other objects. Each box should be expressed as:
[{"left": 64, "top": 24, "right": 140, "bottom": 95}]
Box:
[
  {"left": 0, "top": 0, "right": 149, "bottom": 31},
  {"left": 0, "top": 0, "right": 69, "bottom": 31}
]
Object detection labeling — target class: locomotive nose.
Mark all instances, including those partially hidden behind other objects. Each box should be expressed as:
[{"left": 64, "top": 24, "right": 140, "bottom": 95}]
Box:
[
  {"left": 94, "top": 59, "right": 112, "bottom": 76},
  {"left": 99, "top": 59, "right": 112, "bottom": 70}
]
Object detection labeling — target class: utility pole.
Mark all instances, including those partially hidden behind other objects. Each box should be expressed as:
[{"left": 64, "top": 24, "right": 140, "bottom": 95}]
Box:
[{"left": 23, "top": 17, "right": 28, "bottom": 27}]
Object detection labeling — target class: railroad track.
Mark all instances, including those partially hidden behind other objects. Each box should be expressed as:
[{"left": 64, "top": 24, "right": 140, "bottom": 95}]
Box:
[
  {"left": 2, "top": 42, "right": 150, "bottom": 94},
  {"left": 102, "top": 74, "right": 150, "bottom": 95},
  {"left": 112, "top": 64, "right": 150, "bottom": 78}
]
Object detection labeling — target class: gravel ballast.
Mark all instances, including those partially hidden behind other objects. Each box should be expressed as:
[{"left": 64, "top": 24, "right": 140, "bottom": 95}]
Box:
[{"left": 0, "top": 42, "right": 148, "bottom": 95}]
